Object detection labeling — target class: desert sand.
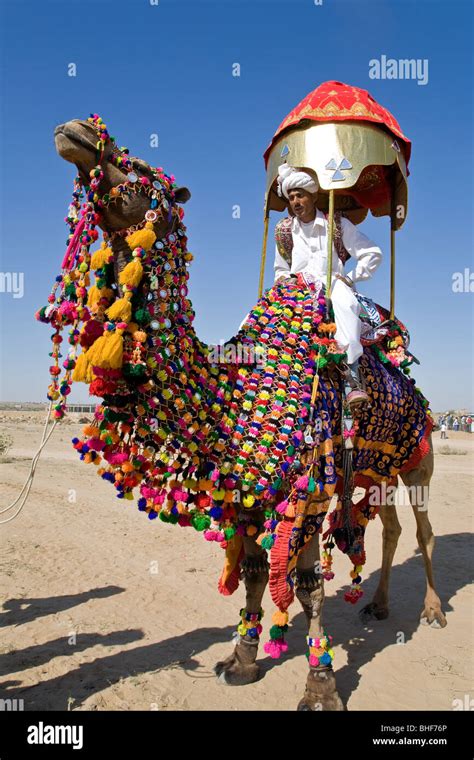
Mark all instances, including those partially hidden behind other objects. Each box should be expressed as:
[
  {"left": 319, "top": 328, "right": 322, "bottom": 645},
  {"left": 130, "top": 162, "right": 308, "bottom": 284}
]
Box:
[{"left": 0, "top": 412, "right": 472, "bottom": 711}]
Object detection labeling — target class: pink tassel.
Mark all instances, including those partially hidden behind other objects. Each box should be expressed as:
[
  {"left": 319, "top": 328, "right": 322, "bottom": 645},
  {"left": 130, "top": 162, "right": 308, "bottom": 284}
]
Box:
[
  {"left": 309, "top": 654, "right": 320, "bottom": 667},
  {"left": 275, "top": 499, "right": 288, "bottom": 514},
  {"left": 106, "top": 452, "right": 129, "bottom": 465},
  {"left": 141, "top": 486, "right": 157, "bottom": 499},
  {"left": 295, "top": 475, "right": 309, "bottom": 490},
  {"left": 263, "top": 639, "right": 289, "bottom": 659},
  {"left": 172, "top": 489, "right": 188, "bottom": 502},
  {"left": 86, "top": 438, "right": 105, "bottom": 451}
]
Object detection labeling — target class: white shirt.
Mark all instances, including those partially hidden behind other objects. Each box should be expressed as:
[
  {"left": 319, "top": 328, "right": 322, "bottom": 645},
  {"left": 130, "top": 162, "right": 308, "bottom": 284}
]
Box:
[{"left": 274, "top": 208, "right": 382, "bottom": 285}]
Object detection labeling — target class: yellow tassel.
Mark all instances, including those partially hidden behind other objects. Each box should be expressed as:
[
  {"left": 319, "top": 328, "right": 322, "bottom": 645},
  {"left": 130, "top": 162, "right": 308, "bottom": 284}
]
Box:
[
  {"left": 72, "top": 351, "right": 90, "bottom": 383},
  {"left": 86, "top": 328, "right": 124, "bottom": 370},
  {"left": 99, "top": 287, "right": 114, "bottom": 303},
  {"left": 90, "top": 243, "right": 113, "bottom": 271},
  {"left": 87, "top": 285, "right": 100, "bottom": 307},
  {"left": 126, "top": 221, "right": 156, "bottom": 252},
  {"left": 106, "top": 292, "right": 132, "bottom": 322},
  {"left": 85, "top": 329, "right": 106, "bottom": 365},
  {"left": 119, "top": 258, "right": 143, "bottom": 289}
]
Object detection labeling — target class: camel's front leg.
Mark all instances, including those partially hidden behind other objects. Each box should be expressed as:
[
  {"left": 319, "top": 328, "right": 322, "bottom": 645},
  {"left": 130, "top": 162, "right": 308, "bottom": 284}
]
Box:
[
  {"left": 214, "top": 535, "right": 269, "bottom": 685},
  {"left": 295, "top": 534, "right": 344, "bottom": 711}
]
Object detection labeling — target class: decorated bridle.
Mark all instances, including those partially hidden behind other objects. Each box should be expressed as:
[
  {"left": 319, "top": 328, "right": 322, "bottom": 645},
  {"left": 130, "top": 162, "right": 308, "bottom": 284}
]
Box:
[{"left": 35, "top": 114, "right": 187, "bottom": 418}]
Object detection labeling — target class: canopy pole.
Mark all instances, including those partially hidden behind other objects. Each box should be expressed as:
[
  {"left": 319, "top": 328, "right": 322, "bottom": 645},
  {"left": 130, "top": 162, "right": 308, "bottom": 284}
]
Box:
[
  {"left": 326, "top": 189, "right": 335, "bottom": 296},
  {"left": 258, "top": 211, "right": 270, "bottom": 299},
  {"left": 390, "top": 174, "right": 397, "bottom": 320}
]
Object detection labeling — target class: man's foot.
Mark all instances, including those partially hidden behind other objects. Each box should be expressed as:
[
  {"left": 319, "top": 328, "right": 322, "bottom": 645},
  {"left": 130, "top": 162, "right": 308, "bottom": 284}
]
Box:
[{"left": 346, "top": 388, "right": 369, "bottom": 408}]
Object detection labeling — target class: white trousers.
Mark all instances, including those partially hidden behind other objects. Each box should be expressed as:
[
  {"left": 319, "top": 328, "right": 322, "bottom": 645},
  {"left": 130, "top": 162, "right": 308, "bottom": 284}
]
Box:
[{"left": 331, "top": 277, "right": 362, "bottom": 364}]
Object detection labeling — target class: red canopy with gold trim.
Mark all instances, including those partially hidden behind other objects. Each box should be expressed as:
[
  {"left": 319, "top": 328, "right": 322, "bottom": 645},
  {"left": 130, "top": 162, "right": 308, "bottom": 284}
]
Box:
[{"left": 264, "top": 80, "right": 411, "bottom": 169}]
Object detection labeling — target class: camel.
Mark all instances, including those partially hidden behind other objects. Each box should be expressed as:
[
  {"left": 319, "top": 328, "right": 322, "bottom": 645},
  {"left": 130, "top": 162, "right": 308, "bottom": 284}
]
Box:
[{"left": 48, "top": 116, "right": 446, "bottom": 711}]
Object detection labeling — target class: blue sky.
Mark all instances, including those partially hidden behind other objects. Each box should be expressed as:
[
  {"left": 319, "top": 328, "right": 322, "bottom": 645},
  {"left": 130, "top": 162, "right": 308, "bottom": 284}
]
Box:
[{"left": 0, "top": 0, "right": 472, "bottom": 411}]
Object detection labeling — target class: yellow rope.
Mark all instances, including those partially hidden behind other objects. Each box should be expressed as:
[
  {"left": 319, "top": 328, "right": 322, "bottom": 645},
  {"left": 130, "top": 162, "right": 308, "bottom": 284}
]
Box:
[
  {"left": 390, "top": 174, "right": 397, "bottom": 320},
  {"left": 325, "top": 189, "right": 335, "bottom": 296},
  {"left": 390, "top": 224, "right": 396, "bottom": 320},
  {"left": 258, "top": 213, "right": 270, "bottom": 299}
]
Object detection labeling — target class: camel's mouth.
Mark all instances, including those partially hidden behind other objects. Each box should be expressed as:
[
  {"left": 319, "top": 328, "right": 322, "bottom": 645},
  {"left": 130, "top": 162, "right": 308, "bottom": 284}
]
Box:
[
  {"left": 54, "top": 122, "right": 97, "bottom": 163},
  {"left": 54, "top": 119, "right": 131, "bottom": 193}
]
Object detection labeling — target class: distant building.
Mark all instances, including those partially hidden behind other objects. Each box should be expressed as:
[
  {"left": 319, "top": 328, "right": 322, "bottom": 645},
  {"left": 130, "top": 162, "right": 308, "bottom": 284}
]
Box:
[{"left": 66, "top": 404, "right": 97, "bottom": 414}]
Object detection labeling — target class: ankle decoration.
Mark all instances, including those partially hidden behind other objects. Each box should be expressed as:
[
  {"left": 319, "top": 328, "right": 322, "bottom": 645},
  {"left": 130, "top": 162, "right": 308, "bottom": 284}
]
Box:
[
  {"left": 344, "top": 564, "right": 364, "bottom": 604},
  {"left": 322, "top": 543, "right": 335, "bottom": 580},
  {"left": 263, "top": 609, "right": 289, "bottom": 659},
  {"left": 237, "top": 608, "right": 264, "bottom": 639},
  {"left": 306, "top": 634, "right": 334, "bottom": 667}
]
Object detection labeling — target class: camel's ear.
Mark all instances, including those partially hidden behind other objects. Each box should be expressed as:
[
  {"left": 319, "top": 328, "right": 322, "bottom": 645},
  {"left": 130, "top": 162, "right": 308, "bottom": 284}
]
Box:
[{"left": 174, "top": 186, "right": 191, "bottom": 204}]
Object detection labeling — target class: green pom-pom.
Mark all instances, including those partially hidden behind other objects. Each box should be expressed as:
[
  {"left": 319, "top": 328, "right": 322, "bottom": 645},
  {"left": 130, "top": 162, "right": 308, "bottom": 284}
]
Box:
[
  {"left": 159, "top": 511, "right": 174, "bottom": 523},
  {"left": 191, "top": 514, "right": 211, "bottom": 531},
  {"left": 134, "top": 308, "right": 151, "bottom": 325},
  {"left": 224, "top": 526, "right": 236, "bottom": 540},
  {"left": 307, "top": 477, "right": 316, "bottom": 493},
  {"left": 123, "top": 363, "right": 147, "bottom": 379},
  {"left": 269, "top": 624, "right": 288, "bottom": 640},
  {"left": 261, "top": 534, "right": 275, "bottom": 551}
]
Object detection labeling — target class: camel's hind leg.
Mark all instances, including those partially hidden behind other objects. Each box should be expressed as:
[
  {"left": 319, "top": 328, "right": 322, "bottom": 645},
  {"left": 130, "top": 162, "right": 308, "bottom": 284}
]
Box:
[
  {"left": 214, "top": 535, "right": 269, "bottom": 685},
  {"left": 359, "top": 500, "right": 402, "bottom": 624},
  {"left": 400, "top": 438, "right": 447, "bottom": 628},
  {"left": 295, "top": 534, "right": 344, "bottom": 711}
]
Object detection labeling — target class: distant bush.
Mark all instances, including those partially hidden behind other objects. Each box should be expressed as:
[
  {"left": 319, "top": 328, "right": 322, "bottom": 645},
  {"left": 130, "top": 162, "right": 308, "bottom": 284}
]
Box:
[
  {"left": 0, "top": 432, "right": 13, "bottom": 457},
  {"left": 437, "top": 445, "right": 467, "bottom": 456}
]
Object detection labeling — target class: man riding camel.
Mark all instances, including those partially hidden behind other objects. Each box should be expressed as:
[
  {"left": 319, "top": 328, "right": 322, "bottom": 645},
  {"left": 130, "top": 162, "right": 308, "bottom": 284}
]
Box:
[{"left": 274, "top": 164, "right": 382, "bottom": 408}]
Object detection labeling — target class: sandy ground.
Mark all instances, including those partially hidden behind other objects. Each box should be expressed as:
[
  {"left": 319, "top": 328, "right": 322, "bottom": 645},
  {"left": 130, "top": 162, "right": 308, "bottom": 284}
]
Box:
[{"left": 0, "top": 412, "right": 472, "bottom": 711}]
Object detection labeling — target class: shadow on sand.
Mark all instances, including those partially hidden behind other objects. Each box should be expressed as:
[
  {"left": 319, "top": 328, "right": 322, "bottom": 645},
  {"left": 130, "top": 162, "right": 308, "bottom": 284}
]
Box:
[{"left": 1, "top": 532, "right": 471, "bottom": 709}]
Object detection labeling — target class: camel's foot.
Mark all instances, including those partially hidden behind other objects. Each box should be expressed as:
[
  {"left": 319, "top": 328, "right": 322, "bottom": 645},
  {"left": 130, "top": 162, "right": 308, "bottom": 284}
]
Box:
[
  {"left": 214, "top": 638, "right": 260, "bottom": 686},
  {"left": 420, "top": 600, "right": 447, "bottom": 629},
  {"left": 359, "top": 601, "right": 389, "bottom": 624},
  {"left": 297, "top": 667, "right": 344, "bottom": 711}
]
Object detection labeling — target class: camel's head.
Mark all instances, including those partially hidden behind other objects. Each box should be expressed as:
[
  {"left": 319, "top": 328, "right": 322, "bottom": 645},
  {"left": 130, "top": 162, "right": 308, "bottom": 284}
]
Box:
[{"left": 54, "top": 117, "right": 190, "bottom": 235}]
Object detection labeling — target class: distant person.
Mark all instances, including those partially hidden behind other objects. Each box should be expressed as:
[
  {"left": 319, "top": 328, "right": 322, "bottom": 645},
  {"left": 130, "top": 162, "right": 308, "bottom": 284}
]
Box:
[
  {"left": 453, "top": 418, "right": 460, "bottom": 432},
  {"left": 440, "top": 421, "right": 448, "bottom": 439}
]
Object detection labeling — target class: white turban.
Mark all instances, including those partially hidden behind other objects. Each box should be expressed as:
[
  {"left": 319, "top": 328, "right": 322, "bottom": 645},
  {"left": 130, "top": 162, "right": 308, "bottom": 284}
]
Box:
[{"left": 277, "top": 164, "right": 319, "bottom": 199}]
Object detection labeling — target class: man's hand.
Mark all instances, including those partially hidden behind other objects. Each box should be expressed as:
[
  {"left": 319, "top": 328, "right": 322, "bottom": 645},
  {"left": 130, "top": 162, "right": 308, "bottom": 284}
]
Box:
[{"left": 334, "top": 273, "right": 354, "bottom": 289}]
